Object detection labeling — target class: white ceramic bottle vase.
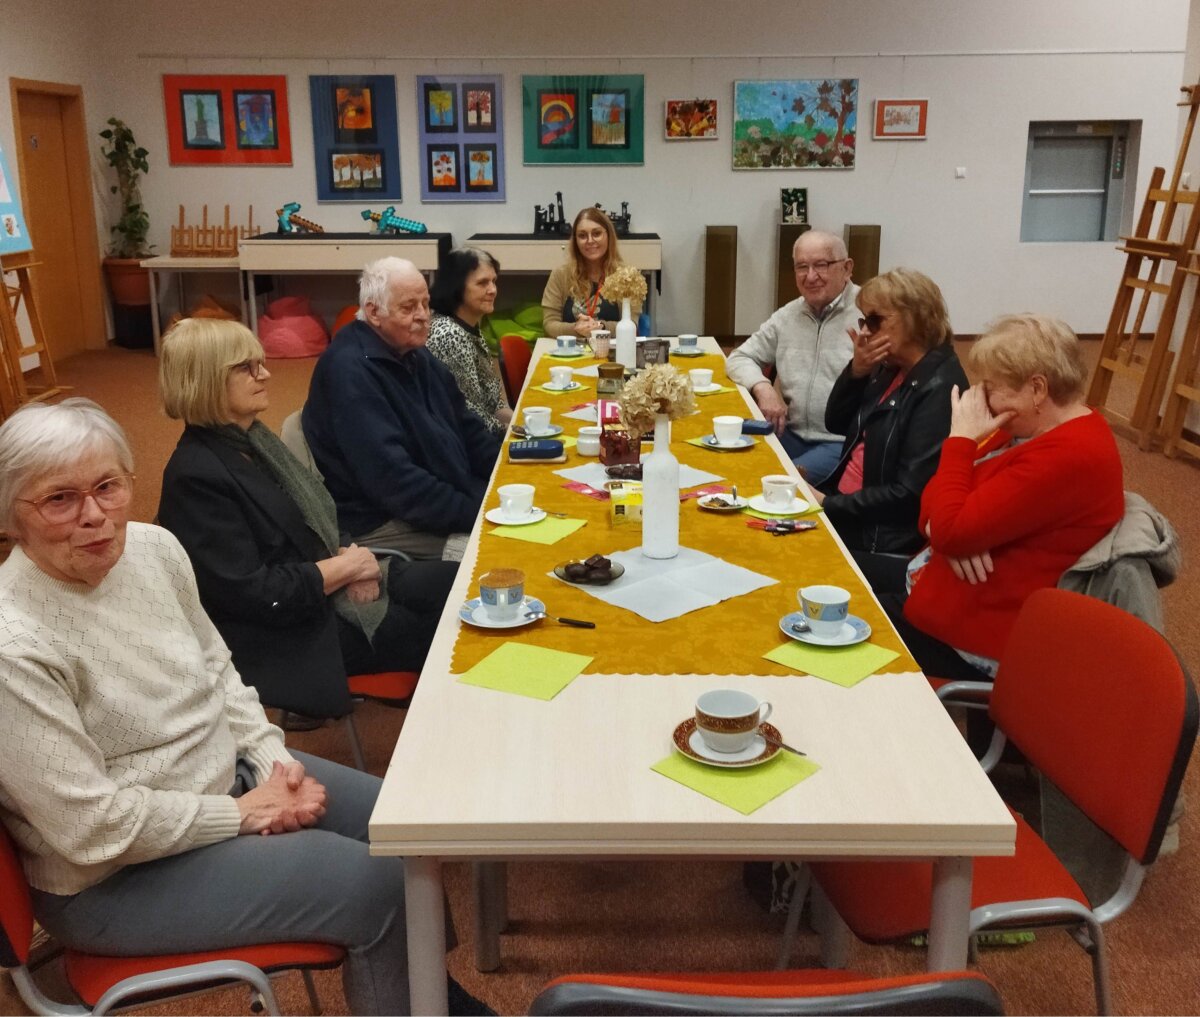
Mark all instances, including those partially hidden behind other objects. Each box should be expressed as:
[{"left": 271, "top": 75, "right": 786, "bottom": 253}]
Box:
[
  {"left": 615, "top": 297, "right": 637, "bottom": 371},
  {"left": 641, "top": 413, "right": 680, "bottom": 559}
]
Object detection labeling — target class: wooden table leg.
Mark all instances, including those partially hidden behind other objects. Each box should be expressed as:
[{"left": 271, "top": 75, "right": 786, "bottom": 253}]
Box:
[
  {"left": 927, "top": 856, "right": 973, "bottom": 970},
  {"left": 404, "top": 856, "right": 448, "bottom": 1015}
]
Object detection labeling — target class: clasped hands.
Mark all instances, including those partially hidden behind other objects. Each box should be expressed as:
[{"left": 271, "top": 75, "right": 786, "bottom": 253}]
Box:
[
  {"left": 237, "top": 761, "right": 328, "bottom": 836},
  {"left": 339, "top": 543, "right": 382, "bottom": 605}
]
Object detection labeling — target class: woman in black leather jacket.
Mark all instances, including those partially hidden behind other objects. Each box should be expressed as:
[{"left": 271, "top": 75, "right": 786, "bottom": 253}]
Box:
[{"left": 811, "top": 268, "right": 968, "bottom": 593}]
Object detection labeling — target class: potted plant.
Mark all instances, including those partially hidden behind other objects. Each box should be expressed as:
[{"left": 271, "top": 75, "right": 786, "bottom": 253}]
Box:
[{"left": 99, "top": 117, "right": 152, "bottom": 306}]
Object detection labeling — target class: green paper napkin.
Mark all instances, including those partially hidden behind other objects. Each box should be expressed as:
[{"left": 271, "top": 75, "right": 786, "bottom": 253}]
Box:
[
  {"left": 651, "top": 751, "right": 819, "bottom": 814},
  {"left": 458, "top": 641, "right": 593, "bottom": 700},
  {"left": 763, "top": 640, "right": 901, "bottom": 687},
  {"left": 488, "top": 516, "right": 587, "bottom": 544},
  {"left": 534, "top": 382, "right": 592, "bottom": 395},
  {"left": 686, "top": 436, "right": 758, "bottom": 451}
]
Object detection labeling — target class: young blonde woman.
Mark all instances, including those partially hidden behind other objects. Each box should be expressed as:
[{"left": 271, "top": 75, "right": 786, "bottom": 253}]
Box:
[{"left": 540, "top": 207, "right": 643, "bottom": 338}]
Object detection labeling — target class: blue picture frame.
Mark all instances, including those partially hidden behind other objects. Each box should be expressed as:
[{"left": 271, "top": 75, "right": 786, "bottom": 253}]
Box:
[
  {"left": 417, "top": 74, "right": 505, "bottom": 203},
  {"left": 309, "top": 74, "right": 401, "bottom": 202}
]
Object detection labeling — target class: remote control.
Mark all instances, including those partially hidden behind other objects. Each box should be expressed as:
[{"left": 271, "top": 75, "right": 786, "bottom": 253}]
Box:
[{"left": 509, "top": 439, "right": 564, "bottom": 460}]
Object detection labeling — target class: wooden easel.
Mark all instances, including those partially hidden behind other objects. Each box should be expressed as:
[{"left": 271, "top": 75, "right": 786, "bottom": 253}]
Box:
[
  {"left": 0, "top": 250, "right": 70, "bottom": 420},
  {"left": 1085, "top": 83, "right": 1200, "bottom": 449},
  {"left": 1159, "top": 246, "right": 1200, "bottom": 459}
]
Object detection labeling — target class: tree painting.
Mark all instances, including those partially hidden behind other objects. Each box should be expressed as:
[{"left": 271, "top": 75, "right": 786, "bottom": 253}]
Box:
[
  {"left": 469, "top": 149, "right": 493, "bottom": 186},
  {"left": 466, "top": 89, "right": 492, "bottom": 127},
  {"left": 332, "top": 152, "right": 382, "bottom": 189},
  {"left": 336, "top": 87, "right": 373, "bottom": 131},
  {"left": 590, "top": 92, "right": 626, "bottom": 146},
  {"left": 431, "top": 150, "right": 457, "bottom": 188},
  {"left": 428, "top": 89, "right": 455, "bottom": 127},
  {"left": 732, "top": 79, "right": 857, "bottom": 169}
]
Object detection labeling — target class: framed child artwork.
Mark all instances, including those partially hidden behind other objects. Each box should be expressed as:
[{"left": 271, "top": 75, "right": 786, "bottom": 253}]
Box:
[
  {"left": 163, "top": 75, "right": 292, "bottom": 166},
  {"left": 417, "top": 75, "right": 505, "bottom": 202},
  {"left": 309, "top": 75, "right": 401, "bottom": 201}
]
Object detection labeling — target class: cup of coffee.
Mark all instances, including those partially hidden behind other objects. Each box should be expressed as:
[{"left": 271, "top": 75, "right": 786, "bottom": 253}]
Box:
[
  {"left": 713, "top": 415, "right": 743, "bottom": 446},
  {"left": 762, "top": 474, "right": 798, "bottom": 508},
  {"left": 549, "top": 366, "right": 574, "bottom": 389},
  {"left": 689, "top": 368, "right": 714, "bottom": 391},
  {"left": 677, "top": 333, "right": 699, "bottom": 349},
  {"left": 577, "top": 425, "right": 602, "bottom": 456},
  {"left": 479, "top": 568, "right": 526, "bottom": 621},
  {"left": 695, "top": 689, "right": 773, "bottom": 754},
  {"left": 590, "top": 329, "right": 612, "bottom": 359},
  {"left": 555, "top": 336, "right": 578, "bottom": 352},
  {"left": 523, "top": 406, "right": 552, "bottom": 435},
  {"left": 497, "top": 483, "right": 535, "bottom": 520},
  {"left": 798, "top": 584, "right": 851, "bottom": 638}
]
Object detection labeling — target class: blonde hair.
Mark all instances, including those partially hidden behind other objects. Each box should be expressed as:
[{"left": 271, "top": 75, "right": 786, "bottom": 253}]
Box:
[
  {"left": 971, "top": 314, "right": 1088, "bottom": 404},
  {"left": 567, "top": 207, "right": 622, "bottom": 303},
  {"left": 858, "top": 268, "right": 953, "bottom": 351},
  {"left": 160, "top": 318, "right": 265, "bottom": 426}
]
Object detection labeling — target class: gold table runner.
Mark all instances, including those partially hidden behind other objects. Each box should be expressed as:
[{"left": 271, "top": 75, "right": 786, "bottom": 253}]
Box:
[{"left": 450, "top": 349, "right": 918, "bottom": 677}]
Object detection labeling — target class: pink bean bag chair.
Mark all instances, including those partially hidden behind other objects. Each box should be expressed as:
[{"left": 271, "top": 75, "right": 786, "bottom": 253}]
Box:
[{"left": 258, "top": 296, "right": 330, "bottom": 358}]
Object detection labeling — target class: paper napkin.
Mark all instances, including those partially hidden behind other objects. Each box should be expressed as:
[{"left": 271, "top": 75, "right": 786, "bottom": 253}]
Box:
[{"left": 458, "top": 642, "right": 593, "bottom": 700}]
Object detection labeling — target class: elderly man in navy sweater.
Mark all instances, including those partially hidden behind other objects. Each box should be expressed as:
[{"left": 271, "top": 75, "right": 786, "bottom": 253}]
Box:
[{"left": 303, "top": 257, "right": 502, "bottom": 561}]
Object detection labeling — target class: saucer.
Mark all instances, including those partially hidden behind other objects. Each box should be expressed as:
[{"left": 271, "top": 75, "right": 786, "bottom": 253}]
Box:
[
  {"left": 701, "top": 434, "right": 755, "bottom": 451},
  {"left": 514, "top": 423, "right": 564, "bottom": 438},
  {"left": 553, "top": 560, "right": 626, "bottom": 586},
  {"left": 671, "top": 347, "right": 705, "bottom": 358},
  {"left": 697, "top": 493, "right": 750, "bottom": 513},
  {"left": 485, "top": 507, "right": 548, "bottom": 526},
  {"left": 779, "top": 611, "right": 872, "bottom": 647},
  {"left": 549, "top": 348, "right": 585, "bottom": 358},
  {"left": 672, "top": 718, "right": 782, "bottom": 768},
  {"left": 748, "top": 494, "right": 810, "bottom": 517},
  {"left": 692, "top": 383, "right": 724, "bottom": 395},
  {"left": 459, "top": 596, "right": 546, "bottom": 630},
  {"left": 544, "top": 381, "right": 584, "bottom": 392}
]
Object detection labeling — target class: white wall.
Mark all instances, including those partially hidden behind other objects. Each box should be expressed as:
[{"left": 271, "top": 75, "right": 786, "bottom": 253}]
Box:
[{"left": 1, "top": 0, "right": 1189, "bottom": 336}]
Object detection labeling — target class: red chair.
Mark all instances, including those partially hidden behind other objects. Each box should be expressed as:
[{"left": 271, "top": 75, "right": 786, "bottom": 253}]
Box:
[
  {"left": 810, "top": 589, "right": 1198, "bottom": 1015},
  {"left": 331, "top": 303, "right": 359, "bottom": 337},
  {"left": 0, "top": 826, "right": 344, "bottom": 1015},
  {"left": 342, "top": 669, "right": 420, "bottom": 770},
  {"left": 499, "top": 334, "right": 533, "bottom": 406},
  {"left": 528, "top": 969, "right": 1005, "bottom": 1015}
]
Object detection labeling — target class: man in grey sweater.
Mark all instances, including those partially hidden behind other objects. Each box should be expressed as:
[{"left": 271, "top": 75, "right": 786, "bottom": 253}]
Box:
[{"left": 726, "top": 230, "right": 859, "bottom": 482}]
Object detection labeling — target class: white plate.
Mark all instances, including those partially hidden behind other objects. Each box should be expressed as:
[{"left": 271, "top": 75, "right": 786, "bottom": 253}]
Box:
[
  {"left": 548, "top": 348, "right": 585, "bottom": 358},
  {"left": 459, "top": 596, "right": 546, "bottom": 630},
  {"left": 692, "top": 383, "right": 725, "bottom": 395},
  {"left": 514, "top": 423, "right": 564, "bottom": 438},
  {"left": 671, "top": 347, "right": 705, "bottom": 357},
  {"left": 543, "top": 381, "right": 584, "bottom": 392},
  {"left": 779, "top": 611, "right": 872, "bottom": 646},
  {"left": 747, "top": 494, "right": 811, "bottom": 516},
  {"left": 697, "top": 493, "right": 750, "bottom": 513},
  {"left": 700, "top": 434, "right": 755, "bottom": 451},
  {"left": 485, "top": 507, "right": 548, "bottom": 526}
]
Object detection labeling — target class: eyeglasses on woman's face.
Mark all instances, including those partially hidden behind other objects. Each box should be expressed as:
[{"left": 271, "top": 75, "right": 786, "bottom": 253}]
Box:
[
  {"left": 18, "top": 473, "right": 135, "bottom": 524},
  {"left": 231, "top": 358, "right": 268, "bottom": 380},
  {"left": 858, "top": 312, "right": 888, "bottom": 334}
]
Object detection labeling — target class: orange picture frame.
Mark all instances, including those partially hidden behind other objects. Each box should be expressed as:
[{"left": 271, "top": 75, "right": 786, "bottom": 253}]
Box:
[
  {"left": 163, "top": 74, "right": 292, "bottom": 165},
  {"left": 873, "top": 98, "right": 928, "bottom": 140}
]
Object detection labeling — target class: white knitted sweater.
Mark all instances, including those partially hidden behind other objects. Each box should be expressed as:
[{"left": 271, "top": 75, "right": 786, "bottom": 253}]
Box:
[{"left": 0, "top": 522, "right": 292, "bottom": 895}]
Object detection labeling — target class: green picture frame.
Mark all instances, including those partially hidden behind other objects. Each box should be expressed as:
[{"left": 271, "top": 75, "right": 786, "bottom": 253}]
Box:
[{"left": 522, "top": 74, "right": 644, "bottom": 165}]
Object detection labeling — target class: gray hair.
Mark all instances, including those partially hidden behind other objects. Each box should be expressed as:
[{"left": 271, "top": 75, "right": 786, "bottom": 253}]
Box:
[
  {"left": 357, "top": 257, "right": 422, "bottom": 319},
  {"left": 0, "top": 398, "right": 134, "bottom": 531},
  {"left": 794, "top": 229, "right": 848, "bottom": 261}
]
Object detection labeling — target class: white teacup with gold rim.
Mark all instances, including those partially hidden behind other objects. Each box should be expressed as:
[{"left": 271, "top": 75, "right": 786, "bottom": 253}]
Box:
[{"left": 695, "top": 689, "right": 773, "bottom": 754}]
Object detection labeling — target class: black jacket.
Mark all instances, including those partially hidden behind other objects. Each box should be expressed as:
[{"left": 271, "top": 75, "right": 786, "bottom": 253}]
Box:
[
  {"left": 158, "top": 426, "right": 352, "bottom": 719},
  {"left": 819, "top": 343, "right": 968, "bottom": 555}
]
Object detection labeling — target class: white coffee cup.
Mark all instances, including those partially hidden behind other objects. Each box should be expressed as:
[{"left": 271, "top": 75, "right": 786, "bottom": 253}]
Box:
[
  {"left": 590, "top": 329, "right": 612, "bottom": 359},
  {"left": 576, "top": 425, "right": 602, "bottom": 456},
  {"left": 677, "top": 333, "right": 699, "bottom": 348},
  {"left": 497, "top": 483, "right": 535, "bottom": 520},
  {"left": 798, "top": 584, "right": 851, "bottom": 638},
  {"left": 762, "top": 474, "right": 798, "bottom": 508},
  {"left": 689, "top": 368, "right": 714, "bottom": 391},
  {"left": 479, "top": 568, "right": 525, "bottom": 621},
  {"left": 549, "top": 366, "right": 574, "bottom": 389},
  {"left": 523, "top": 406, "right": 552, "bottom": 435},
  {"left": 695, "top": 689, "right": 773, "bottom": 754},
  {"left": 712, "top": 415, "right": 743, "bottom": 446},
  {"left": 555, "top": 336, "right": 577, "bottom": 351}
]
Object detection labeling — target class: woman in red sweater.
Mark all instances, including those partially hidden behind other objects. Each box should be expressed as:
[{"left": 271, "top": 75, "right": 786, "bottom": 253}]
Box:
[{"left": 883, "top": 314, "right": 1124, "bottom": 682}]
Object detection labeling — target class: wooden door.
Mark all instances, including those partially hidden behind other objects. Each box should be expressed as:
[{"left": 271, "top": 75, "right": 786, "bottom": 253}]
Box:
[{"left": 10, "top": 80, "right": 106, "bottom": 359}]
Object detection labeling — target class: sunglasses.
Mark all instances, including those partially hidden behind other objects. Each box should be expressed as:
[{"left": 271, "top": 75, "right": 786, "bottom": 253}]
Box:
[{"left": 857, "top": 313, "right": 887, "bottom": 333}]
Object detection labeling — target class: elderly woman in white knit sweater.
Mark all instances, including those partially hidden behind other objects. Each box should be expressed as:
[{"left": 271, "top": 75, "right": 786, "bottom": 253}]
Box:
[{"left": 0, "top": 399, "right": 414, "bottom": 1015}]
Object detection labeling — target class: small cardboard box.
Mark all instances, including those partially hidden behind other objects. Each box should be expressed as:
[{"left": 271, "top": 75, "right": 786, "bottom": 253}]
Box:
[{"left": 608, "top": 481, "right": 643, "bottom": 525}]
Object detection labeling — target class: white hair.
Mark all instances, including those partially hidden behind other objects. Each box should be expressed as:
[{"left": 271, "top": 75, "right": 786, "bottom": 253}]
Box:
[
  {"left": 793, "top": 229, "right": 848, "bottom": 261},
  {"left": 357, "top": 257, "right": 422, "bottom": 320},
  {"left": 0, "top": 398, "right": 134, "bottom": 531}
]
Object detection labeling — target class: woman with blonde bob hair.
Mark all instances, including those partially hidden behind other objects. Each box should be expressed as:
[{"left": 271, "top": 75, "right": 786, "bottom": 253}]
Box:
[
  {"left": 886, "top": 312, "right": 1124, "bottom": 682},
  {"left": 157, "top": 317, "right": 456, "bottom": 722},
  {"left": 813, "top": 267, "right": 968, "bottom": 592},
  {"left": 541, "top": 207, "right": 644, "bottom": 339}
]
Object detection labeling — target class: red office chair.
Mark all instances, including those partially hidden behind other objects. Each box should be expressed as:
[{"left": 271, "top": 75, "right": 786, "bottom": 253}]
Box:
[
  {"left": 499, "top": 334, "right": 533, "bottom": 406},
  {"left": 528, "top": 969, "right": 1005, "bottom": 1015},
  {"left": 341, "top": 669, "right": 419, "bottom": 770},
  {"left": 0, "top": 826, "right": 344, "bottom": 1015},
  {"left": 809, "top": 589, "right": 1198, "bottom": 1015}
]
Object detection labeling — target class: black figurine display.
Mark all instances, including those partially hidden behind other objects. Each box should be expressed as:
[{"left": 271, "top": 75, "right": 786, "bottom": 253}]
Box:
[{"left": 533, "top": 191, "right": 632, "bottom": 237}]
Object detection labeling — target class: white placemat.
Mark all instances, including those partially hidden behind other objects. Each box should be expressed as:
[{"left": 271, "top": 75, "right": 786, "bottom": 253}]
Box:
[
  {"left": 550, "top": 546, "right": 778, "bottom": 623},
  {"left": 562, "top": 404, "right": 598, "bottom": 423},
  {"left": 572, "top": 364, "right": 600, "bottom": 378},
  {"left": 554, "top": 461, "right": 723, "bottom": 490}
]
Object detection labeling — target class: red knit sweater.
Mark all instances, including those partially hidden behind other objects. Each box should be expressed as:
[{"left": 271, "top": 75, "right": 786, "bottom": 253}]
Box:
[{"left": 904, "top": 410, "right": 1124, "bottom": 659}]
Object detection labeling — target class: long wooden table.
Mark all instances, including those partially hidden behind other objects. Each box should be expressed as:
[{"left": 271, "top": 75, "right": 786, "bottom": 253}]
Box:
[{"left": 369, "top": 338, "right": 1015, "bottom": 1014}]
